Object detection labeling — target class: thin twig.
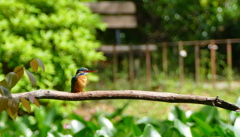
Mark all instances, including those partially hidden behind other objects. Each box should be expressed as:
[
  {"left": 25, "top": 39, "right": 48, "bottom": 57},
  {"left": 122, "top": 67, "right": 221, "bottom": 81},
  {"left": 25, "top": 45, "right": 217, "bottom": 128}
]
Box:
[{"left": 9, "top": 90, "right": 240, "bottom": 112}]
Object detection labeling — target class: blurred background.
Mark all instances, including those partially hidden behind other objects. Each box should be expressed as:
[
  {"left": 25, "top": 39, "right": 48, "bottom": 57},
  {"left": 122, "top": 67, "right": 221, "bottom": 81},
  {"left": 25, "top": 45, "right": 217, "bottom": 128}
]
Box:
[{"left": 1, "top": 0, "right": 240, "bottom": 136}]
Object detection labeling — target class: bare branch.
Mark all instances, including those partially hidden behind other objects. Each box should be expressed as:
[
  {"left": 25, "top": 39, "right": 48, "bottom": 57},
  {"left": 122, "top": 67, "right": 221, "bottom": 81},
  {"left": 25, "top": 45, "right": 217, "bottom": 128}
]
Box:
[{"left": 10, "top": 90, "right": 240, "bottom": 111}]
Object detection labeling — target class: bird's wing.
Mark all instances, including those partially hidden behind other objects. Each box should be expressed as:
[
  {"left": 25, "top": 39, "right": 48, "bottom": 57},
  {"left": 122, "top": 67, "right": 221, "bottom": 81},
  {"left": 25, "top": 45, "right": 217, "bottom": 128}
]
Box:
[{"left": 71, "top": 76, "right": 77, "bottom": 92}]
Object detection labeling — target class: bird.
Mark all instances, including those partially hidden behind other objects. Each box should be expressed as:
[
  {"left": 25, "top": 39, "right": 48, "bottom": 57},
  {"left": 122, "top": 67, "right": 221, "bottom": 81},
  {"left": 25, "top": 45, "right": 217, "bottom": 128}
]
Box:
[{"left": 71, "top": 68, "right": 98, "bottom": 93}]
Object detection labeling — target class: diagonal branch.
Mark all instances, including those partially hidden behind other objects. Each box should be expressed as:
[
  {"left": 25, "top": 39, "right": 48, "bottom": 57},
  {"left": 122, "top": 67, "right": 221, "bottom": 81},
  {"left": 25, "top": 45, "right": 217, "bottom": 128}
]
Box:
[{"left": 10, "top": 90, "right": 240, "bottom": 111}]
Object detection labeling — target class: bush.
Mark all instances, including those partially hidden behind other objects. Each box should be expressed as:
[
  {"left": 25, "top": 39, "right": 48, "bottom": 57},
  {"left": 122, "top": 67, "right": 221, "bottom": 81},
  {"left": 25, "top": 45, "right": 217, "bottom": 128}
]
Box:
[{"left": 0, "top": 0, "right": 106, "bottom": 92}]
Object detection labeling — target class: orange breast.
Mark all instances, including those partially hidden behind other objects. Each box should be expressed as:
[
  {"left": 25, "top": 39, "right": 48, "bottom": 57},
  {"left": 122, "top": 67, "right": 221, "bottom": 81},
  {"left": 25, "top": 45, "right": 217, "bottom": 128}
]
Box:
[{"left": 73, "top": 75, "right": 88, "bottom": 92}]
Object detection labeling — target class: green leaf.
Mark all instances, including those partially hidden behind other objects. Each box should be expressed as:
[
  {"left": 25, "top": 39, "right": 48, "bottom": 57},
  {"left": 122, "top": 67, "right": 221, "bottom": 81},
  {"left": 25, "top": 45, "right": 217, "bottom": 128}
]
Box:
[
  {"left": 234, "top": 117, "right": 240, "bottom": 137},
  {"left": 0, "top": 110, "right": 8, "bottom": 123},
  {"left": 109, "top": 116, "right": 139, "bottom": 136},
  {"left": 34, "top": 107, "right": 51, "bottom": 136},
  {"left": 169, "top": 106, "right": 187, "bottom": 122},
  {"left": 162, "top": 127, "right": 182, "bottom": 137},
  {"left": 142, "top": 124, "right": 161, "bottom": 137},
  {"left": 191, "top": 115, "right": 214, "bottom": 135},
  {"left": 106, "top": 101, "right": 129, "bottom": 119},
  {"left": 25, "top": 69, "right": 36, "bottom": 87},
  {"left": 13, "top": 66, "right": 24, "bottom": 81},
  {"left": 132, "top": 124, "right": 142, "bottom": 136},
  {"left": 44, "top": 107, "right": 57, "bottom": 126},
  {"left": 0, "top": 86, "right": 12, "bottom": 97},
  {"left": 191, "top": 128, "right": 203, "bottom": 137},
  {"left": 47, "top": 131, "right": 64, "bottom": 137},
  {"left": 137, "top": 116, "right": 160, "bottom": 126},
  {"left": 219, "top": 120, "right": 234, "bottom": 133},
  {"left": 34, "top": 107, "right": 46, "bottom": 125},
  {"left": 17, "top": 122, "right": 33, "bottom": 136},
  {"left": 5, "top": 72, "right": 18, "bottom": 90},
  {"left": 36, "top": 58, "right": 45, "bottom": 71},
  {"left": 98, "top": 115, "right": 115, "bottom": 130},
  {"left": 30, "top": 59, "right": 38, "bottom": 73},
  {"left": 214, "top": 125, "right": 227, "bottom": 136},
  {"left": 96, "top": 116, "right": 116, "bottom": 136},
  {"left": 69, "top": 113, "right": 88, "bottom": 125},
  {"left": 174, "top": 119, "right": 192, "bottom": 137},
  {"left": 201, "top": 106, "right": 219, "bottom": 123},
  {"left": 69, "top": 119, "right": 86, "bottom": 134}
]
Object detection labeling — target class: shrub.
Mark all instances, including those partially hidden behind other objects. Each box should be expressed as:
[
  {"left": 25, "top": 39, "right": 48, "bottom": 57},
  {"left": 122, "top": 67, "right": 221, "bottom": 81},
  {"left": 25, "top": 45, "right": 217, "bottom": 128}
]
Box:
[{"left": 0, "top": 0, "right": 106, "bottom": 92}]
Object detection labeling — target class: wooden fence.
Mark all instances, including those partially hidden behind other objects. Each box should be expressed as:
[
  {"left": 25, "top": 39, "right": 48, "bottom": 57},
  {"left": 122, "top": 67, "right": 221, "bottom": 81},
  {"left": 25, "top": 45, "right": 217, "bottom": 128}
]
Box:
[{"left": 99, "top": 38, "right": 240, "bottom": 89}]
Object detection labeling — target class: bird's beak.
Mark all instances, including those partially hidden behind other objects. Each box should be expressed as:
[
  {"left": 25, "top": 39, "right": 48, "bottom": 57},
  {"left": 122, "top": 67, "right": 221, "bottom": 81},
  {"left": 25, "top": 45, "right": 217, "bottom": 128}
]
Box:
[{"left": 85, "top": 70, "right": 98, "bottom": 73}]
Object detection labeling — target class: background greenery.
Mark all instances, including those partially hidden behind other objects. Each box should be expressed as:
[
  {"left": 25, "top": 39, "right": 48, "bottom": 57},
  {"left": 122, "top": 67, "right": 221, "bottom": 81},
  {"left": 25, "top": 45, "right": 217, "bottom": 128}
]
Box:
[
  {"left": 98, "top": 0, "right": 240, "bottom": 42},
  {"left": 1, "top": 104, "right": 240, "bottom": 137},
  {"left": 0, "top": 0, "right": 106, "bottom": 92}
]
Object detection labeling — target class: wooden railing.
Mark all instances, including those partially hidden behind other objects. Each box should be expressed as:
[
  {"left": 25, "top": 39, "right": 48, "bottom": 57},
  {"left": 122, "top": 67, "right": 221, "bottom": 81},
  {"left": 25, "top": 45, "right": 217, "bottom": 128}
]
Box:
[{"left": 99, "top": 38, "right": 240, "bottom": 89}]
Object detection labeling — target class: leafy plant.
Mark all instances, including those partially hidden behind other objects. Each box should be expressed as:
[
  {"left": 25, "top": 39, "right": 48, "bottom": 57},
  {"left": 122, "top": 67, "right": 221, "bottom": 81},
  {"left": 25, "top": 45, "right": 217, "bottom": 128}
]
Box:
[
  {"left": 0, "top": 59, "right": 44, "bottom": 119},
  {"left": 1, "top": 101, "right": 240, "bottom": 136},
  {"left": 0, "top": 0, "right": 106, "bottom": 92}
]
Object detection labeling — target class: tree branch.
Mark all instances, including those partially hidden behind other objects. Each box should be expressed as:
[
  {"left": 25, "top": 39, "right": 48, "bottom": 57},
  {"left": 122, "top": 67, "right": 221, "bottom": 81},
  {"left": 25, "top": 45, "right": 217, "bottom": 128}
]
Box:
[{"left": 11, "top": 90, "right": 240, "bottom": 111}]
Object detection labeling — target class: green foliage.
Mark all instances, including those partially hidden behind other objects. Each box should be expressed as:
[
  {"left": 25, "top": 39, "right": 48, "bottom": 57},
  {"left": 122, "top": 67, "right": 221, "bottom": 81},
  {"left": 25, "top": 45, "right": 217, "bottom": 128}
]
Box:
[
  {"left": 0, "top": 0, "right": 106, "bottom": 92},
  {"left": 99, "top": 0, "right": 240, "bottom": 43},
  {"left": 1, "top": 102, "right": 240, "bottom": 136},
  {"left": 142, "top": 0, "right": 240, "bottom": 41}
]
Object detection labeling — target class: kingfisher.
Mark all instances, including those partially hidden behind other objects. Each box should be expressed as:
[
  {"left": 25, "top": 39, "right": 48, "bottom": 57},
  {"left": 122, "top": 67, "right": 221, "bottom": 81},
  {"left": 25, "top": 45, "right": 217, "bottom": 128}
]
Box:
[{"left": 71, "top": 68, "right": 98, "bottom": 93}]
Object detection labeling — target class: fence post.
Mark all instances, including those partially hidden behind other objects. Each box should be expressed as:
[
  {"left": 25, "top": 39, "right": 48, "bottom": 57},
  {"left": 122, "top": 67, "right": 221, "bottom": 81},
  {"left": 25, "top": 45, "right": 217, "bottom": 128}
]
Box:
[
  {"left": 195, "top": 42, "right": 200, "bottom": 85},
  {"left": 146, "top": 44, "right": 151, "bottom": 89},
  {"left": 113, "top": 44, "right": 118, "bottom": 88},
  {"left": 129, "top": 45, "right": 134, "bottom": 88},
  {"left": 227, "top": 39, "right": 232, "bottom": 90},
  {"left": 162, "top": 42, "right": 168, "bottom": 76},
  {"left": 178, "top": 41, "right": 184, "bottom": 87},
  {"left": 210, "top": 40, "right": 216, "bottom": 89}
]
